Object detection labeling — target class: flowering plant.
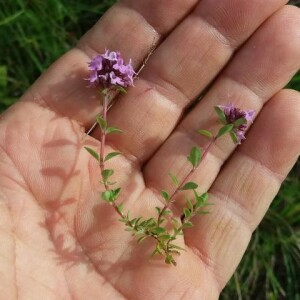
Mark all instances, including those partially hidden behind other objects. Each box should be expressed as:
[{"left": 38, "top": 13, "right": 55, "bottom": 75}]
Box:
[
  {"left": 87, "top": 49, "right": 135, "bottom": 89},
  {"left": 84, "top": 49, "right": 255, "bottom": 266}
]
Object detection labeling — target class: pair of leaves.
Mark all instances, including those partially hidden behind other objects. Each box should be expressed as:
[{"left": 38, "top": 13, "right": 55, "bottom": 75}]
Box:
[
  {"left": 214, "top": 106, "right": 248, "bottom": 140},
  {"left": 194, "top": 190, "right": 209, "bottom": 208},
  {"left": 198, "top": 120, "right": 244, "bottom": 141},
  {"left": 155, "top": 207, "right": 171, "bottom": 218},
  {"left": 214, "top": 106, "right": 234, "bottom": 138},
  {"left": 101, "top": 187, "right": 121, "bottom": 202},
  {"left": 85, "top": 147, "right": 121, "bottom": 162},
  {"left": 216, "top": 124, "right": 234, "bottom": 138},
  {"left": 96, "top": 116, "right": 123, "bottom": 134}
]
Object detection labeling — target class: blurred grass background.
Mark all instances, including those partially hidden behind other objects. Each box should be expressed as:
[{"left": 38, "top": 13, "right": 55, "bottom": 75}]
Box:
[{"left": 0, "top": 1, "right": 299, "bottom": 299}]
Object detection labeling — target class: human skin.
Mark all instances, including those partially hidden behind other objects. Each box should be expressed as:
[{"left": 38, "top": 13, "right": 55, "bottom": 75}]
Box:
[{"left": 0, "top": 0, "right": 299, "bottom": 299}]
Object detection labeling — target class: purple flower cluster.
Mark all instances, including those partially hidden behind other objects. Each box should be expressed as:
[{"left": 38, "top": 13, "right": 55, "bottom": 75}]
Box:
[
  {"left": 87, "top": 50, "right": 135, "bottom": 89},
  {"left": 218, "top": 103, "right": 255, "bottom": 143}
]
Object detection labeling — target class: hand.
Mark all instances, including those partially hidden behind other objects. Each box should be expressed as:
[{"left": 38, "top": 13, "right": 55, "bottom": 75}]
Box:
[{"left": 1, "top": 1, "right": 299, "bottom": 299}]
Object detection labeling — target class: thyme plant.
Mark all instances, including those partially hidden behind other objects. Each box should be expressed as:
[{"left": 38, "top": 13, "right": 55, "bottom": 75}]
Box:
[{"left": 84, "top": 49, "right": 255, "bottom": 266}]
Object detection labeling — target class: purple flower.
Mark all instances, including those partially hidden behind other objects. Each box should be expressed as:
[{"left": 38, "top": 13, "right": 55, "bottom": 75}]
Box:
[
  {"left": 218, "top": 103, "right": 255, "bottom": 144},
  {"left": 87, "top": 49, "right": 135, "bottom": 89}
]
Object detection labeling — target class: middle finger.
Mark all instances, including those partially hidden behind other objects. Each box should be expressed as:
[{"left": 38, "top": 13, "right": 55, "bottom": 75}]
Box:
[{"left": 97, "top": 0, "right": 287, "bottom": 165}]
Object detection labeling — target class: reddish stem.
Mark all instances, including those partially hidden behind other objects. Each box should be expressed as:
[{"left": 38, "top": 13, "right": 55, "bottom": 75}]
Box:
[
  {"left": 158, "top": 136, "right": 217, "bottom": 223},
  {"left": 99, "top": 92, "right": 123, "bottom": 218},
  {"left": 99, "top": 94, "right": 107, "bottom": 171}
]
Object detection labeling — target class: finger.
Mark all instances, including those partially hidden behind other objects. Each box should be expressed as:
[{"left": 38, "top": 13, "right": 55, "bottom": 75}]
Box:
[
  {"left": 19, "top": 0, "right": 199, "bottom": 127},
  {"left": 184, "top": 89, "right": 300, "bottom": 290},
  {"left": 98, "top": 0, "right": 288, "bottom": 164},
  {"left": 144, "top": 5, "right": 300, "bottom": 197}
]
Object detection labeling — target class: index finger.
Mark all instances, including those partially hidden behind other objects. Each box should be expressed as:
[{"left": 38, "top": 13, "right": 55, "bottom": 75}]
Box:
[{"left": 20, "top": 0, "right": 199, "bottom": 126}]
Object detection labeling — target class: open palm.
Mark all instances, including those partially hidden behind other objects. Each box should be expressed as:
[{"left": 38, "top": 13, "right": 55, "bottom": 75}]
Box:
[{"left": 1, "top": 1, "right": 300, "bottom": 299}]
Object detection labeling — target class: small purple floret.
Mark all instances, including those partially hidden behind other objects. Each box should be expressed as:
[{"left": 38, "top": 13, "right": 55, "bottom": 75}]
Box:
[
  {"left": 218, "top": 103, "right": 256, "bottom": 144},
  {"left": 87, "top": 49, "right": 135, "bottom": 89}
]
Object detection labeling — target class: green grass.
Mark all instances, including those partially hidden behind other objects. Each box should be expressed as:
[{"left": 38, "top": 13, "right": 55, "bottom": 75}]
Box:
[
  {"left": 221, "top": 170, "right": 300, "bottom": 300},
  {"left": 0, "top": 0, "right": 116, "bottom": 111},
  {"left": 1, "top": 1, "right": 299, "bottom": 299}
]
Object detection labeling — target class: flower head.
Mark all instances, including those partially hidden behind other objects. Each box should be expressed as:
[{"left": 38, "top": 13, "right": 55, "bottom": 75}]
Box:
[
  {"left": 217, "top": 103, "right": 255, "bottom": 144},
  {"left": 87, "top": 49, "right": 135, "bottom": 89}
]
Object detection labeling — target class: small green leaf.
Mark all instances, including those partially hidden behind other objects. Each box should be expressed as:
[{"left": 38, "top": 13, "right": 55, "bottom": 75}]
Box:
[
  {"left": 183, "top": 208, "right": 191, "bottom": 219},
  {"left": 106, "top": 181, "right": 117, "bottom": 186},
  {"left": 195, "top": 191, "right": 209, "bottom": 207},
  {"left": 152, "top": 227, "right": 166, "bottom": 235},
  {"left": 84, "top": 147, "right": 99, "bottom": 161},
  {"left": 182, "top": 221, "right": 193, "bottom": 229},
  {"left": 195, "top": 197, "right": 203, "bottom": 208},
  {"left": 216, "top": 124, "right": 234, "bottom": 138},
  {"left": 104, "top": 151, "right": 121, "bottom": 162},
  {"left": 161, "top": 190, "right": 169, "bottom": 202},
  {"left": 169, "top": 173, "right": 179, "bottom": 187},
  {"left": 151, "top": 248, "right": 160, "bottom": 257},
  {"left": 162, "top": 209, "right": 171, "bottom": 216},
  {"left": 155, "top": 207, "right": 162, "bottom": 215},
  {"left": 187, "top": 146, "right": 202, "bottom": 168},
  {"left": 197, "top": 129, "right": 213, "bottom": 138},
  {"left": 234, "top": 117, "right": 247, "bottom": 126},
  {"left": 117, "top": 203, "right": 124, "bottom": 213},
  {"left": 101, "top": 88, "right": 109, "bottom": 95},
  {"left": 125, "top": 227, "right": 134, "bottom": 231},
  {"left": 112, "top": 188, "right": 121, "bottom": 200},
  {"left": 201, "top": 192, "right": 209, "bottom": 202},
  {"left": 101, "top": 190, "right": 112, "bottom": 202},
  {"left": 186, "top": 198, "right": 194, "bottom": 211},
  {"left": 96, "top": 116, "right": 107, "bottom": 130},
  {"left": 171, "top": 218, "right": 181, "bottom": 228},
  {"left": 130, "top": 218, "right": 137, "bottom": 225},
  {"left": 135, "top": 217, "right": 143, "bottom": 226},
  {"left": 101, "top": 169, "right": 114, "bottom": 183},
  {"left": 101, "top": 188, "right": 121, "bottom": 202},
  {"left": 230, "top": 131, "right": 239, "bottom": 144},
  {"left": 106, "top": 127, "right": 123, "bottom": 134},
  {"left": 159, "top": 234, "right": 171, "bottom": 241},
  {"left": 181, "top": 182, "right": 198, "bottom": 190},
  {"left": 214, "top": 106, "right": 227, "bottom": 124},
  {"left": 117, "top": 86, "right": 127, "bottom": 94},
  {"left": 169, "top": 244, "right": 186, "bottom": 251},
  {"left": 133, "top": 231, "right": 144, "bottom": 237},
  {"left": 165, "top": 254, "right": 176, "bottom": 265},
  {"left": 144, "top": 218, "right": 156, "bottom": 227},
  {"left": 137, "top": 236, "right": 147, "bottom": 243}
]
